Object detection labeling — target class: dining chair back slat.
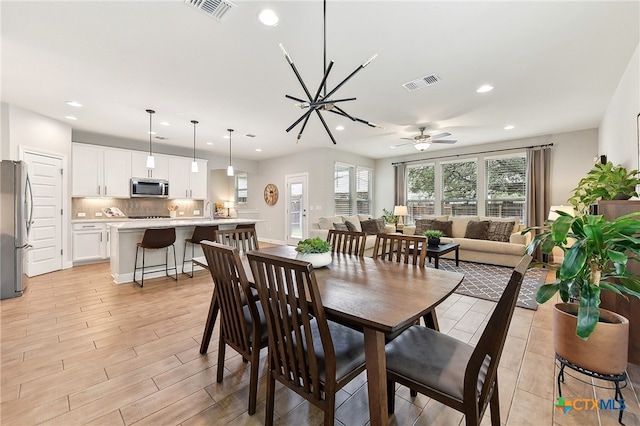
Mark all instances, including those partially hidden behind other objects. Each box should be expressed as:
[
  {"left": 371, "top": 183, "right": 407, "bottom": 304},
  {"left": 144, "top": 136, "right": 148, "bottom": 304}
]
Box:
[
  {"left": 214, "top": 227, "right": 260, "bottom": 254},
  {"left": 372, "top": 234, "right": 427, "bottom": 267},
  {"left": 201, "top": 241, "right": 267, "bottom": 415},
  {"left": 327, "top": 229, "right": 367, "bottom": 257},
  {"left": 247, "top": 250, "right": 366, "bottom": 426}
]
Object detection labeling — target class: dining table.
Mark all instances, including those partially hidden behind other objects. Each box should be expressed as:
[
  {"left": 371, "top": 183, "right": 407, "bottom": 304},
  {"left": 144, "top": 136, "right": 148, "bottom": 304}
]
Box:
[{"left": 197, "top": 245, "right": 464, "bottom": 426}]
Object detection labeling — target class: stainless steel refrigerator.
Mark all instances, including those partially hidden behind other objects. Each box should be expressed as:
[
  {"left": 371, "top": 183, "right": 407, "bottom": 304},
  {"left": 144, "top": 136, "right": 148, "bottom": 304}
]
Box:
[{"left": 1, "top": 160, "right": 33, "bottom": 299}]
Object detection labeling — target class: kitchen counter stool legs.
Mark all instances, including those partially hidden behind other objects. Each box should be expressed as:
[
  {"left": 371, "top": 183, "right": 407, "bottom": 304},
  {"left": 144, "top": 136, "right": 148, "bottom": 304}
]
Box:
[
  {"left": 182, "top": 225, "right": 218, "bottom": 278},
  {"left": 134, "top": 227, "right": 178, "bottom": 287}
]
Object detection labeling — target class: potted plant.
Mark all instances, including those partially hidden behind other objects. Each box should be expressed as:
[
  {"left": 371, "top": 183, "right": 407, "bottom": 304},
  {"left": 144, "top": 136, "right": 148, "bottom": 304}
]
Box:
[
  {"left": 568, "top": 162, "right": 640, "bottom": 214},
  {"left": 524, "top": 210, "right": 640, "bottom": 374},
  {"left": 381, "top": 208, "right": 397, "bottom": 225},
  {"left": 295, "top": 237, "right": 332, "bottom": 268},
  {"left": 423, "top": 229, "right": 442, "bottom": 246}
]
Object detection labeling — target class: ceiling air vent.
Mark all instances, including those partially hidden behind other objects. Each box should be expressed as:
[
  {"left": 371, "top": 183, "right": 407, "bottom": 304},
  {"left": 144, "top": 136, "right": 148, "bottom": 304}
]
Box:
[
  {"left": 402, "top": 74, "right": 441, "bottom": 92},
  {"left": 185, "top": 0, "right": 237, "bottom": 22}
]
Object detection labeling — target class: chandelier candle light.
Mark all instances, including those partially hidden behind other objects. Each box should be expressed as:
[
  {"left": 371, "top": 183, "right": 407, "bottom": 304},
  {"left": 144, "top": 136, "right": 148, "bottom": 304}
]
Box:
[
  {"left": 226, "top": 128, "right": 234, "bottom": 177},
  {"left": 279, "top": 0, "right": 381, "bottom": 145},
  {"left": 191, "top": 120, "right": 199, "bottom": 173},
  {"left": 146, "top": 109, "right": 155, "bottom": 169}
]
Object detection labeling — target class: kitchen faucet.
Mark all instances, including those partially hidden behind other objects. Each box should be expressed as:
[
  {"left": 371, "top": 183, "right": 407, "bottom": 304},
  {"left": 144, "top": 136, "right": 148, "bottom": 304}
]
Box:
[{"left": 205, "top": 201, "right": 213, "bottom": 220}]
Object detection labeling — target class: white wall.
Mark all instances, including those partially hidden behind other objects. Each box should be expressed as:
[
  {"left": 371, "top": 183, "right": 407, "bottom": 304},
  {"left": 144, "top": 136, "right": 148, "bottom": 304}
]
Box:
[
  {"left": 253, "top": 148, "right": 375, "bottom": 243},
  {"left": 374, "top": 128, "right": 598, "bottom": 219},
  {"left": 599, "top": 41, "right": 640, "bottom": 170},
  {"left": 1, "top": 103, "right": 74, "bottom": 268}
]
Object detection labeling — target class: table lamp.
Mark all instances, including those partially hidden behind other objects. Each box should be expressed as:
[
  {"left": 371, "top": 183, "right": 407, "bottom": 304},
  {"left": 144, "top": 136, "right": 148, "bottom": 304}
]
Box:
[
  {"left": 393, "top": 205, "right": 408, "bottom": 231},
  {"left": 224, "top": 201, "right": 233, "bottom": 218}
]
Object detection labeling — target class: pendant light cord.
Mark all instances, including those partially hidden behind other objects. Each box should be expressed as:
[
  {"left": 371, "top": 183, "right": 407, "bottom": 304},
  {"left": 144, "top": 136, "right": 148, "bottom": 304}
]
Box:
[
  {"left": 323, "top": 0, "right": 327, "bottom": 98},
  {"left": 146, "top": 109, "right": 155, "bottom": 155},
  {"left": 191, "top": 120, "right": 198, "bottom": 161}
]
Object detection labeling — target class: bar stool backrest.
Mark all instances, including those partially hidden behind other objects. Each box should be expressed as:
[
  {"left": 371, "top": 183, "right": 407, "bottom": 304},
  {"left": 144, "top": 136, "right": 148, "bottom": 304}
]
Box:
[
  {"left": 140, "top": 228, "right": 176, "bottom": 249},
  {"left": 189, "top": 225, "right": 219, "bottom": 244}
]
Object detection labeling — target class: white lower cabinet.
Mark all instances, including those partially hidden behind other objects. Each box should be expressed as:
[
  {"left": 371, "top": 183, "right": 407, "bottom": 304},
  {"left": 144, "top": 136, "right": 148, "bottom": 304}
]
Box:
[{"left": 72, "top": 223, "right": 110, "bottom": 262}]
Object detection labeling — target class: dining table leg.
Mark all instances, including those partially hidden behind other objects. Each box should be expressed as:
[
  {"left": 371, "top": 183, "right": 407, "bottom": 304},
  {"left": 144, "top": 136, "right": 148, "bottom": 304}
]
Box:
[
  {"left": 199, "top": 290, "right": 219, "bottom": 354},
  {"left": 364, "top": 327, "right": 388, "bottom": 426}
]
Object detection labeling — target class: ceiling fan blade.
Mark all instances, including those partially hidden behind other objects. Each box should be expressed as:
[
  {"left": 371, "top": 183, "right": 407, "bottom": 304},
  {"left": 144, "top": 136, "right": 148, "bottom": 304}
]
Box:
[
  {"left": 400, "top": 137, "right": 415, "bottom": 141},
  {"left": 393, "top": 142, "right": 416, "bottom": 148},
  {"left": 432, "top": 139, "right": 457, "bottom": 144},
  {"left": 430, "top": 132, "right": 451, "bottom": 139}
]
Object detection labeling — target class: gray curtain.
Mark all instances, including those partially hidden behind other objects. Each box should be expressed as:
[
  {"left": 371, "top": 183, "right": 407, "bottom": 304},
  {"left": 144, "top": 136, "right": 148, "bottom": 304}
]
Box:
[
  {"left": 394, "top": 163, "right": 406, "bottom": 206},
  {"left": 526, "top": 146, "right": 551, "bottom": 260}
]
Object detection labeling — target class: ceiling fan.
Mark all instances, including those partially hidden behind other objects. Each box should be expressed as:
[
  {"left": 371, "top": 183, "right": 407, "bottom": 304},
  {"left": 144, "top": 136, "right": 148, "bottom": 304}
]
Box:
[{"left": 394, "top": 127, "right": 457, "bottom": 151}]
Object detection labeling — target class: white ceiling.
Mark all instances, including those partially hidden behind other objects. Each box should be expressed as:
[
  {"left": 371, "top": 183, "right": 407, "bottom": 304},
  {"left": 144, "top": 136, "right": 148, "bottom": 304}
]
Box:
[{"left": 2, "top": 1, "right": 638, "bottom": 161}]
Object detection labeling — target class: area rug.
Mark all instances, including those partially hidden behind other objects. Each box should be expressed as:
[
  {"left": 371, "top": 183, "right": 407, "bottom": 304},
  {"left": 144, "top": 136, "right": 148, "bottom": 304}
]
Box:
[{"left": 427, "top": 258, "right": 548, "bottom": 310}]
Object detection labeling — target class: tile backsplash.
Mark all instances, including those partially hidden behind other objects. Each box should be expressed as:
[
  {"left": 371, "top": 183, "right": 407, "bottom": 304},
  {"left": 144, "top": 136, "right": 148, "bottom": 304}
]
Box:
[{"left": 72, "top": 198, "right": 204, "bottom": 218}]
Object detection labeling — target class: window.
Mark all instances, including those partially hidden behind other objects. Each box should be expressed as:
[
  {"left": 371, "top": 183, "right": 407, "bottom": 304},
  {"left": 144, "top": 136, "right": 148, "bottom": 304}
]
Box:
[
  {"left": 485, "top": 154, "right": 526, "bottom": 222},
  {"left": 441, "top": 160, "right": 477, "bottom": 215},
  {"left": 235, "top": 173, "right": 248, "bottom": 204},
  {"left": 406, "top": 163, "right": 435, "bottom": 222},
  {"left": 334, "top": 163, "right": 372, "bottom": 216}
]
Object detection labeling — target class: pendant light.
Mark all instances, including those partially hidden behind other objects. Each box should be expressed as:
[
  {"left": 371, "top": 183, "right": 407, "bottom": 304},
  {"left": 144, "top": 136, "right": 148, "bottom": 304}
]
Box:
[
  {"left": 145, "top": 109, "right": 155, "bottom": 169},
  {"left": 226, "top": 128, "right": 234, "bottom": 176},
  {"left": 191, "top": 120, "right": 199, "bottom": 173}
]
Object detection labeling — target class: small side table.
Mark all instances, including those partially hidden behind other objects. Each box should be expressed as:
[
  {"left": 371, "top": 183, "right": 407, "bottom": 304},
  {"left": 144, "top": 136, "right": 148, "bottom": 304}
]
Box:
[{"left": 556, "top": 354, "right": 627, "bottom": 424}]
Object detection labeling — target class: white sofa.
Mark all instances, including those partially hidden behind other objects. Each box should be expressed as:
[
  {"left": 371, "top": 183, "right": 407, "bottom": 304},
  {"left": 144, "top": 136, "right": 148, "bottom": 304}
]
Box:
[
  {"left": 404, "top": 215, "right": 531, "bottom": 267},
  {"left": 309, "top": 215, "right": 396, "bottom": 258}
]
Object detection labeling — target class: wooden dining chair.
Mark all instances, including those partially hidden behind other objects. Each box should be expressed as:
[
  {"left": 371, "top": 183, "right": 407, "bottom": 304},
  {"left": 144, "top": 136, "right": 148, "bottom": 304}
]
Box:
[
  {"left": 384, "top": 255, "right": 532, "bottom": 426},
  {"left": 200, "top": 241, "right": 268, "bottom": 415},
  {"left": 247, "top": 251, "right": 367, "bottom": 426},
  {"left": 214, "top": 227, "right": 260, "bottom": 254},
  {"left": 372, "top": 233, "right": 428, "bottom": 267},
  {"left": 326, "top": 229, "right": 367, "bottom": 256}
]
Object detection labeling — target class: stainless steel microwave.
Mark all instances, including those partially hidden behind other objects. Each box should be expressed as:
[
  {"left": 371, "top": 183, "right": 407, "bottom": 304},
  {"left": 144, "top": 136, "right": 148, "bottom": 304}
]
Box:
[{"left": 130, "top": 178, "right": 169, "bottom": 198}]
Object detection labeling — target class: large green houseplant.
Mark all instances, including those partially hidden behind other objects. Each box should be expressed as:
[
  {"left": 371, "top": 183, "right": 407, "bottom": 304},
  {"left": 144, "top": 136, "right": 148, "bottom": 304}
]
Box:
[
  {"left": 568, "top": 162, "right": 640, "bottom": 214},
  {"left": 525, "top": 210, "right": 640, "bottom": 339}
]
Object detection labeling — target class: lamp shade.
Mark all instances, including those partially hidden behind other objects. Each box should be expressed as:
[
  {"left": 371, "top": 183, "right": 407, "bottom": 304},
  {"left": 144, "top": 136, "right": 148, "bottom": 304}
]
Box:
[
  {"left": 548, "top": 205, "right": 574, "bottom": 221},
  {"left": 224, "top": 201, "right": 233, "bottom": 208},
  {"left": 393, "top": 205, "right": 408, "bottom": 216}
]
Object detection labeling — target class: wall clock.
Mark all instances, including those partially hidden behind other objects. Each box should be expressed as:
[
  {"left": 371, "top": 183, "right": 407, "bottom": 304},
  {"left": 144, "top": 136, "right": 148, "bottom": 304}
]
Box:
[{"left": 264, "top": 183, "right": 279, "bottom": 206}]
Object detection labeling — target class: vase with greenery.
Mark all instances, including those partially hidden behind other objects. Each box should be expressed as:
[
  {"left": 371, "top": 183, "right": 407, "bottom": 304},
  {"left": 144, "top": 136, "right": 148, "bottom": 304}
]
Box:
[
  {"left": 568, "top": 162, "right": 640, "bottom": 214},
  {"left": 381, "top": 208, "right": 397, "bottom": 225},
  {"left": 524, "top": 211, "right": 640, "bottom": 373},
  {"left": 423, "top": 229, "right": 443, "bottom": 246},
  {"left": 295, "top": 237, "right": 332, "bottom": 268}
]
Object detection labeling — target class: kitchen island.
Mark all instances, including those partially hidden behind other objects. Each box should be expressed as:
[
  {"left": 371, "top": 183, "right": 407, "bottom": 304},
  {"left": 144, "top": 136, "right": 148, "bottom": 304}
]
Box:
[{"left": 108, "top": 218, "right": 259, "bottom": 284}]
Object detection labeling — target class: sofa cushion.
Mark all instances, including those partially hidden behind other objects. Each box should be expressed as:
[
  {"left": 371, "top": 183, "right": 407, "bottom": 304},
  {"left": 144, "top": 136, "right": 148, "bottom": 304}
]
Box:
[
  {"left": 318, "top": 216, "right": 343, "bottom": 230},
  {"left": 333, "top": 222, "right": 349, "bottom": 231},
  {"left": 344, "top": 221, "right": 357, "bottom": 232},
  {"left": 343, "top": 215, "right": 363, "bottom": 232},
  {"left": 415, "top": 219, "right": 452, "bottom": 237},
  {"left": 487, "top": 220, "right": 515, "bottom": 242},
  {"left": 464, "top": 220, "right": 491, "bottom": 240},
  {"left": 361, "top": 218, "right": 385, "bottom": 235},
  {"left": 451, "top": 216, "right": 479, "bottom": 238}
]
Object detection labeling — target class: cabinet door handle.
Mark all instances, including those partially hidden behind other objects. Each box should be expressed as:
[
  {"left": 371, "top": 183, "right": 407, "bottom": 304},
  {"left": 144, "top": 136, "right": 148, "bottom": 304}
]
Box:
[
  {"left": 98, "top": 185, "right": 101, "bottom": 195},
  {"left": 100, "top": 234, "right": 103, "bottom": 242},
  {"left": 190, "top": 189, "right": 192, "bottom": 198},
  {"left": 186, "top": 190, "right": 188, "bottom": 198},
  {"left": 104, "top": 186, "right": 107, "bottom": 195}
]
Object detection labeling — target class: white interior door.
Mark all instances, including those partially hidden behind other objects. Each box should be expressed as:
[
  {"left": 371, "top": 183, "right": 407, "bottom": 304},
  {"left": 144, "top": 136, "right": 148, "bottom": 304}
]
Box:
[
  {"left": 23, "top": 152, "right": 63, "bottom": 277},
  {"left": 285, "top": 173, "right": 308, "bottom": 246}
]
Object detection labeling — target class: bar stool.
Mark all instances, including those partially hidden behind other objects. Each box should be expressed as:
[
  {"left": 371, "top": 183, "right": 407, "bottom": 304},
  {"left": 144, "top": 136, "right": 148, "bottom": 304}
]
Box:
[
  {"left": 182, "top": 225, "right": 219, "bottom": 277},
  {"left": 133, "top": 227, "right": 178, "bottom": 287}
]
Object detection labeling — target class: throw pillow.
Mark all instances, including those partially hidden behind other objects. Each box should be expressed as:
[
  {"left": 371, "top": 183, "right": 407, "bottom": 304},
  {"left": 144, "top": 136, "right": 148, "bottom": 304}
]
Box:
[
  {"left": 464, "top": 220, "right": 491, "bottom": 240},
  {"left": 429, "top": 220, "right": 453, "bottom": 237},
  {"left": 342, "top": 215, "right": 362, "bottom": 232},
  {"left": 487, "top": 220, "right": 515, "bottom": 242},
  {"left": 333, "top": 222, "right": 348, "bottom": 231},
  {"left": 361, "top": 218, "right": 385, "bottom": 235},
  {"left": 414, "top": 219, "right": 433, "bottom": 236},
  {"left": 318, "top": 216, "right": 342, "bottom": 230},
  {"left": 344, "top": 221, "right": 357, "bottom": 232}
]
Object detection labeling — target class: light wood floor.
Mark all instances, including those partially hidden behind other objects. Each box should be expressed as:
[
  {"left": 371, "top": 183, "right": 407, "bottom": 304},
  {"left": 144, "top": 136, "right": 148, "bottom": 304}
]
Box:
[{"left": 1, "top": 257, "right": 639, "bottom": 426}]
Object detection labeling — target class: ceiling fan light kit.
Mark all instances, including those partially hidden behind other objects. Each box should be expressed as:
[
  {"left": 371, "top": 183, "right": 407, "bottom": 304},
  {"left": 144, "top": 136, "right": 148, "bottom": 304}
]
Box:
[
  {"left": 280, "top": 0, "right": 381, "bottom": 145},
  {"left": 395, "top": 126, "right": 458, "bottom": 150}
]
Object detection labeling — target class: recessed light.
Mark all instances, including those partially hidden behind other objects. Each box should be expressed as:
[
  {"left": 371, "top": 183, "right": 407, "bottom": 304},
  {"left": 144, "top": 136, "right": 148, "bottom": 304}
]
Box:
[
  {"left": 65, "top": 101, "right": 82, "bottom": 107},
  {"left": 147, "top": 131, "right": 156, "bottom": 135},
  {"left": 255, "top": 148, "right": 262, "bottom": 152},
  {"left": 65, "top": 115, "right": 78, "bottom": 120},
  {"left": 160, "top": 121, "right": 171, "bottom": 126},
  {"left": 504, "top": 125, "right": 515, "bottom": 130},
  {"left": 206, "top": 142, "right": 214, "bottom": 146},
  {"left": 258, "top": 9, "right": 279, "bottom": 26},
  {"left": 476, "top": 85, "right": 494, "bottom": 93},
  {"left": 389, "top": 146, "right": 396, "bottom": 149},
  {"left": 223, "top": 135, "right": 230, "bottom": 139},
  {"left": 335, "top": 125, "right": 345, "bottom": 131}
]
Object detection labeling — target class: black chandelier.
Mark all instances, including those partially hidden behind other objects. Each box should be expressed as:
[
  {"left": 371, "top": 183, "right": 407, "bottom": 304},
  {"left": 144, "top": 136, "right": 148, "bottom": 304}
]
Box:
[{"left": 279, "top": 0, "right": 381, "bottom": 145}]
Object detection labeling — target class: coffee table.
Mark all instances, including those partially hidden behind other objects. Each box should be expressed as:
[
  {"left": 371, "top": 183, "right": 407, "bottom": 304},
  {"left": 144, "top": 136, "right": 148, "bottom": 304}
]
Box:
[{"left": 425, "top": 242, "right": 460, "bottom": 269}]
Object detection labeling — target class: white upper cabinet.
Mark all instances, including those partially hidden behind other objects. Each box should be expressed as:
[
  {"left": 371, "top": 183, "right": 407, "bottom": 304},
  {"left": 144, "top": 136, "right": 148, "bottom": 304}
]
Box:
[
  {"left": 131, "top": 152, "right": 169, "bottom": 180},
  {"left": 72, "top": 144, "right": 130, "bottom": 197},
  {"left": 168, "top": 157, "right": 208, "bottom": 199}
]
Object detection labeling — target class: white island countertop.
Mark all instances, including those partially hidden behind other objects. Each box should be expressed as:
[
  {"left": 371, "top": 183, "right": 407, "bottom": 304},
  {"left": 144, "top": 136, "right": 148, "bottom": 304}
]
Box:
[{"left": 107, "top": 217, "right": 260, "bottom": 230}]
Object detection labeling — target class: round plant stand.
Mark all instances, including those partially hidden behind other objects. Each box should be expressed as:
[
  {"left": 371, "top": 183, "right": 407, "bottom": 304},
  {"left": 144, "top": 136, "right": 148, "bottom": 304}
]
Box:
[{"left": 556, "top": 354, "right": 627, "bottom": 424}]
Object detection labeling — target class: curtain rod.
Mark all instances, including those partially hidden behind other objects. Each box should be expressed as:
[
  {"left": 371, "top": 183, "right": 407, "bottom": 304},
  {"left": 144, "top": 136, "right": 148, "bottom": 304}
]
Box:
[{"left": 391, "top": 142, "right": 553, "bottom": 166}]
